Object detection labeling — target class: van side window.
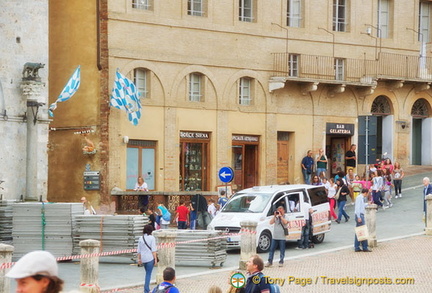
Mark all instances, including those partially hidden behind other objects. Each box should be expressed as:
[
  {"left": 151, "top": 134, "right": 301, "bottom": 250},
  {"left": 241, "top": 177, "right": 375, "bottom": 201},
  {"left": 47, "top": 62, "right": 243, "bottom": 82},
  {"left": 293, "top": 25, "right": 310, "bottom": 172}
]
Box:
[
  {"left": 269, "top": 193, "right": 287, "bottom": 216},
  {"left": 287, "top": 193, "right": 300, "bottom": 213},
  {"left": 307, "top": 187, "right": 328, "bottom": 206}
]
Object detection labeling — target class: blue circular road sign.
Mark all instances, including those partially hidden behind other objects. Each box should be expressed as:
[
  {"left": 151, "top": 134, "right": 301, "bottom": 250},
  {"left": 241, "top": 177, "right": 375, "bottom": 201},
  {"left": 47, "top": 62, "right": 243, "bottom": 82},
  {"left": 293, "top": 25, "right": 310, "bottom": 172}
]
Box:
[{"left": 218, "top": 167, "right": 234, "bottom": 183}]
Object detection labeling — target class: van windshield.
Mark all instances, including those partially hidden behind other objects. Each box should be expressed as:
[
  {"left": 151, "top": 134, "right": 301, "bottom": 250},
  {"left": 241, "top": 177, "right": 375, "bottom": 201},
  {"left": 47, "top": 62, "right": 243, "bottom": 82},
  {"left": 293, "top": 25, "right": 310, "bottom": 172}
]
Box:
[{"left": 222, "top": 193, "right": 272, "bottom": 213}]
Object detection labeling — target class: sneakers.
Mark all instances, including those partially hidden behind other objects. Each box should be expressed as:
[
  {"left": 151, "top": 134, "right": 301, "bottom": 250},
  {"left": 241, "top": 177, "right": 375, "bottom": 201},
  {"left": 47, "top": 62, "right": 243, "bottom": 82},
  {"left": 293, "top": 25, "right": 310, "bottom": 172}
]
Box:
[
  {"left": 265, "top": 262, "right": 272, "bottom": 267},
  {"left": 399, "top": 193, "right": 402, "bottom": 198},
  {"left": 278, "top": 262, "right": 284, "bottom": 267},
  {"left": 389, "top": 203, "right": 393, "bottom": 208},
  {"left": 395, "top": 195, "right": 399, "bottom": 199}
]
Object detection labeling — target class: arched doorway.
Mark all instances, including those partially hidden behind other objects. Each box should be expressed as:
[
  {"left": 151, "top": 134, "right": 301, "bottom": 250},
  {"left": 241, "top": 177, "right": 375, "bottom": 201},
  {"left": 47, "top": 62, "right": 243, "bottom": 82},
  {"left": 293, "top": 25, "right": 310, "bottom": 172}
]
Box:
[
  {"left": 370, "top": 95, "right": 394, "bottom": 160},
  {"left": 411, "top": 98, "right": 431, "bottom": 165}
]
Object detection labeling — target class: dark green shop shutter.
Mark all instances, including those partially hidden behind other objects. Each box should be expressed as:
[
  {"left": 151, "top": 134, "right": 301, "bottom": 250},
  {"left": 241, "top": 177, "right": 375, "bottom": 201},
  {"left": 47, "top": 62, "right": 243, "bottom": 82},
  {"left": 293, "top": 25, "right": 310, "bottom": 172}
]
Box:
[{"left": 358, "top": 116, "right": 377, "bottom": 165}]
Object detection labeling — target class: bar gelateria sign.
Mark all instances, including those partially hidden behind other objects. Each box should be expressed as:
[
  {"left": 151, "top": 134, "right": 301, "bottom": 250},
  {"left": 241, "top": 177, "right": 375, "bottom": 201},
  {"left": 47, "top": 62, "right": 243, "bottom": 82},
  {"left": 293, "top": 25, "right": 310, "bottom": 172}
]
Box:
[{"left": 326, "top": 123, "right": 354, "bottom": 135}]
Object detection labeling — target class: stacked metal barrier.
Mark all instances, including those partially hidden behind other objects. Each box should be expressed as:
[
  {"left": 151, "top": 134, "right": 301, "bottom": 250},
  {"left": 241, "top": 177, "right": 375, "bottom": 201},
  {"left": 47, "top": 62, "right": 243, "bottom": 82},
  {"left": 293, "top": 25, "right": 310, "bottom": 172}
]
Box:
[
  {"left": 156, "top": 230, "right": 227, "bottom": 267},
  {"left": 72, "top": 215, "right": 148, "bottom": 256},
  {"left": 11, "top": 202, "right": 82, "bottom": 259},
  {"left": 0, "top": 200, "right": 17, "bottom": 244}
]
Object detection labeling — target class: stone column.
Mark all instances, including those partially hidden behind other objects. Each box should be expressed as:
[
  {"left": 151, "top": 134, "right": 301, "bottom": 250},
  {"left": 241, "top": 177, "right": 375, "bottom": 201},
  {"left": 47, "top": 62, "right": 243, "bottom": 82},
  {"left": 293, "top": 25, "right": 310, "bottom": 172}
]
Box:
[
  {"left": 79, "top": 239, "right": 100, "bottom": 293},
  {"left": 425, "top": 195, "right": 432, "bottom": 235},
  {"left": 154, "top": 231, "right": 176, "bottom": 284},
  {"left": 0, "top": 244, "right": 14, "bottom": 293},
  {"left": 239, "top": 221, "right": 257, "bottom": 270},
  {"left": 21, "top": 80, "right": 49, "bottom": 201},
  {"left": 365, "top": 204, "right": 377, "bottom": 248}
]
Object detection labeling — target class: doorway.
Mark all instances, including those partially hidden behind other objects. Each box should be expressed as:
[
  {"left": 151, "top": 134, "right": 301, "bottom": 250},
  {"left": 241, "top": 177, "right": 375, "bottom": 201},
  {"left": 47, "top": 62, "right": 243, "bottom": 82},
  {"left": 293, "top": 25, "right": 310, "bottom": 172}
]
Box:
[
  {"left": 277, "top": 132, "right": 290, "bottom": 184},
  {"left": 412, "top": 118, "right": 422, "bottom": 165},
  {"left": 232, "top": 144, "right": 258, "bottom": 191}
]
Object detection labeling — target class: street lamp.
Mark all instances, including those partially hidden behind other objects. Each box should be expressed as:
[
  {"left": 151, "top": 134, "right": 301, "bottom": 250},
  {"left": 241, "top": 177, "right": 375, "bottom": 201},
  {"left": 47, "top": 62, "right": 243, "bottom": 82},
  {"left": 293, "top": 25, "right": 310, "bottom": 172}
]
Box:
[
  {"left": 318, "top": 27, "right": 335, "bottom": 58},
  {"left": 271, "top": 22, "right": 289, "bottom": 54},
  {"left": 364, "top": 24, "right": 382, "bottom": 60}
]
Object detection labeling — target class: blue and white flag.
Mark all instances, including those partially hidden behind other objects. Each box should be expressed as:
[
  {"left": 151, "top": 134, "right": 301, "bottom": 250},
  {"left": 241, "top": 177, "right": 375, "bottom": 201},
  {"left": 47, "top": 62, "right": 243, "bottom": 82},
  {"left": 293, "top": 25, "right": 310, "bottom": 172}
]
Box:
[
  {"left": 110, "top": 69, "right": 142, "bottom": 126},
  {"left": 49, "top": 66, "right": 81, "bottom": 117}
]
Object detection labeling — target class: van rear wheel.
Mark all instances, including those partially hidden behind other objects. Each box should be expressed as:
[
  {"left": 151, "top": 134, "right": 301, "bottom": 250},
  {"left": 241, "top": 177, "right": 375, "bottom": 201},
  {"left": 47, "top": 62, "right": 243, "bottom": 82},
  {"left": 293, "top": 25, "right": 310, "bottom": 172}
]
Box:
[
  {"left": 257, "top": 231, "right": 272, "bottom": 253},
  {"left": 312, "top": 234, "right": 325, "bottom": 244}
]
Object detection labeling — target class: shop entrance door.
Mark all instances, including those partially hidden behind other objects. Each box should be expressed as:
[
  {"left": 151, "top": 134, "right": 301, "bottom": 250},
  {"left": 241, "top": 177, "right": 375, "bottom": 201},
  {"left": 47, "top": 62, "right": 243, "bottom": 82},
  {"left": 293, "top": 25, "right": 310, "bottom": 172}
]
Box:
[
  {"left": 232, "top": 144, "right": 258, "bottom": 190},
  {"left": 277, "top": 140, "right": 289, "bottom": 184}
]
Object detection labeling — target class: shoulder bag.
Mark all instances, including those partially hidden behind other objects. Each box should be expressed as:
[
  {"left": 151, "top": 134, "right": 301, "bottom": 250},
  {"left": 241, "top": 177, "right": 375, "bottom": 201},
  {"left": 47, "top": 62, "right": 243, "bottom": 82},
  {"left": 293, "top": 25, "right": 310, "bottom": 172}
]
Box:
[{"left": 142, "top": 236, "right": 159, "bottom": 262}]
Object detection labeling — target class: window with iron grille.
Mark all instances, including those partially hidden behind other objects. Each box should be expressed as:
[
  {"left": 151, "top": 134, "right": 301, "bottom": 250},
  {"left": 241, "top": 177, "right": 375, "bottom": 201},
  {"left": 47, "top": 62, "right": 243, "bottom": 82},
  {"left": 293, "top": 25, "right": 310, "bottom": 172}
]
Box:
[
  {"left": 189, "top": 73, "right": 203, "bottom": 102},
  {"left": 132, "top": 0, "right": 153, "bottom": 10},
  {"left": 188, "top": 0, "right": 206, "bottom": 16},
  {"left": 287, "top": 0, "right": 302, "bottom": 27},
  {"left": 134, "top": 68, "right": 149, "bottom": 99},
  {"left": 239, "top": 77, "right": 252, "bottom": 105},
  {"left": 334, "top": 58, "right": 345, "bottom": 80},
  {"left": 411, "top": 98, "right": 429, "bottom": 118},
  {"left": 289, "top": 54, "right": 300, "bottom": 77},
  {"left": 419, "top": 1, "right": 431, "bottom": 42},
  {"left": 333, "top": 0, "right": 347, "bottom": 32},
  {"left": 239, "top": 0, "right": 255, "bottom": 22},
  {"left": 371, "top": 95, "right": 391, "bottom": 115},
  {"left": 377, "top": 0, "right": 390, "bottom": 38}
]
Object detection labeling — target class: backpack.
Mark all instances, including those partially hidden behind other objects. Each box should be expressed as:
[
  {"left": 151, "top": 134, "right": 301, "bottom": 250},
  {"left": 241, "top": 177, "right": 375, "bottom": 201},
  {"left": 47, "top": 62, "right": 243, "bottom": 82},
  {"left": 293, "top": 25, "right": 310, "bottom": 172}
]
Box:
[
  {"left": 153, "top": 283, "right": 173, "bottom": 293},
  {"left": 162, "top": 210, "right": 171, "bottom": 222},
  {"left": 269, "top": 283, "right": 281, "bottom": 293}
]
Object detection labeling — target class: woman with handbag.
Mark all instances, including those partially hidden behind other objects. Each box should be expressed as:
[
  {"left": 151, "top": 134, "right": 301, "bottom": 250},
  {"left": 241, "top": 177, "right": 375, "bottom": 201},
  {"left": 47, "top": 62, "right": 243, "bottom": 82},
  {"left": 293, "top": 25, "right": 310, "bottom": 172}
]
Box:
[
  {"left": 335, "top": 179, "right": 350, "bottom": 224},
  {"left": 265, "top": 206, "right": 288, "bottom": 267},
  {"left": 137, "top": 224, "right": 158, "bottom": 293}
]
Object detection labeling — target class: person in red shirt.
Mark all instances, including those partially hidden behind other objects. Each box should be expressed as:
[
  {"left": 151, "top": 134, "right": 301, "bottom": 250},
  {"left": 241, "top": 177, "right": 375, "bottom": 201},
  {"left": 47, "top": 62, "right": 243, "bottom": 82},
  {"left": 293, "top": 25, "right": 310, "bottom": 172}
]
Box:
[{"left": 174, "top": 200, "right": 189, "bottom": 229}]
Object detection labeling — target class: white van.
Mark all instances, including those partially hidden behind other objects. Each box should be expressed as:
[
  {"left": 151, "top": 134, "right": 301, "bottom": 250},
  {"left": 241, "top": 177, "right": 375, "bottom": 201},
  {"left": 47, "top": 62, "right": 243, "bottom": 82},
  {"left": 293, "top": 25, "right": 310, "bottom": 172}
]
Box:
[{"left": 207, "top": 184, "right": 331, "bottom": 252}]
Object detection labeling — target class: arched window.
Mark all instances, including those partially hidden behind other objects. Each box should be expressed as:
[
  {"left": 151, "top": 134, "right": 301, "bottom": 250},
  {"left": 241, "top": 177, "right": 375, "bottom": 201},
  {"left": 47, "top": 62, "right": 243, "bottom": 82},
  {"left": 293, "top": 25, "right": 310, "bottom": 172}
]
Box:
[
  {"left": 371, "top": 95, "right": 391, "bottom": 115},
  {"left": 411, "top": 98, "right": 430, "bottom": 118}
]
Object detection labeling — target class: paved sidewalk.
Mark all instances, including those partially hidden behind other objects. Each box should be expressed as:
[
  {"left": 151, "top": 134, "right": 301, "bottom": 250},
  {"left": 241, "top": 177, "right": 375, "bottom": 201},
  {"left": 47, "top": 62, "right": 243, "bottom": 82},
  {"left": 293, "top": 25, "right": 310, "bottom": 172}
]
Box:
[{"left": 108, "top": 234, "right": 431, "bottom": 293}]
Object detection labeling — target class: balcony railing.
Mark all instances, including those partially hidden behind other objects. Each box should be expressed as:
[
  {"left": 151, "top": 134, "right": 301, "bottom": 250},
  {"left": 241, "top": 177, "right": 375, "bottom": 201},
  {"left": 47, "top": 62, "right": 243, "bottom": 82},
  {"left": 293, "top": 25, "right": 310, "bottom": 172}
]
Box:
[{"left": 272, "top": 52, "right": 432, "bottom": 84}]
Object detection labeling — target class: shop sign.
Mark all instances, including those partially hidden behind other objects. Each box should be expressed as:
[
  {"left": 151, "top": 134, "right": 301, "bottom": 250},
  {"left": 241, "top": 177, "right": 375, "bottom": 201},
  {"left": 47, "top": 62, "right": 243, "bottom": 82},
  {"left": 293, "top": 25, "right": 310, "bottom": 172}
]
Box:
[
  {"left": 326, "top": 123, "right": 354, "bottom": 135},
  {"left": 232, "top": 135, "right": 259, "bottom": 142},
  {"left": 180, "top": 131, "right": 210, "bottom": 139}
]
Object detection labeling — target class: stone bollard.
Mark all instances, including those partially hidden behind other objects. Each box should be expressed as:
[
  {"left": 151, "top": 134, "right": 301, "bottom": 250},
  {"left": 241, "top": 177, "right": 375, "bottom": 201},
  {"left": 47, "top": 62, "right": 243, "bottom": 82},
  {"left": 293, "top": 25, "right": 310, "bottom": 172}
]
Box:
[
  {"left": 79, "top": 239, "right": 100, "bottom": 293},
  {"left": 0, "top": 244, "right": 13, "bottom": 293},
  {"left": 365, "top": 204, "right": 377, "bottom": 248},
  {"left": 154, "top": 231, "right": 176, "bottom": 284},
  {"left": 425, "top": 195, "right": 432, "bottom": 235},
  {"left": 239, "top": 221, "right": 257, "bottom": 270}
]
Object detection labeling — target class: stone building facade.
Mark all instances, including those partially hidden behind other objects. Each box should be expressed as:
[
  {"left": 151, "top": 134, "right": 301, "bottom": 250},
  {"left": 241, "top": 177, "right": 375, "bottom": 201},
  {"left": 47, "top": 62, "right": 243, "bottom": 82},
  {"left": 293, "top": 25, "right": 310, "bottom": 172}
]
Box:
[
  {"left": 49, "top": 1, "right": 432, "bottom": 210},
  {"left": 0, "top": 0, "right": 49, "bottom": 200}
]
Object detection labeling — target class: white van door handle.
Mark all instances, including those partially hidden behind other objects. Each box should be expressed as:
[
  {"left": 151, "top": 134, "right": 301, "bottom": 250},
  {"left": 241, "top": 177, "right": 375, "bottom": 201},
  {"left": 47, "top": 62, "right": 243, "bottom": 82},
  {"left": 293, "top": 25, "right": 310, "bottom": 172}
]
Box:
[{"left": 296, "top": 216, "right": 304, "bottom": 218}]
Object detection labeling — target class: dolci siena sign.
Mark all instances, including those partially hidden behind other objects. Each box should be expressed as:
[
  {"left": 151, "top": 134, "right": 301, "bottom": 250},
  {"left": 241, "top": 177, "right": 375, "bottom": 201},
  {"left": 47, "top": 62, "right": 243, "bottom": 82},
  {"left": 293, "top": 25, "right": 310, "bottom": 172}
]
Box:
[
  {"left": 180, "top": 131, "right": 210, "bottom": 139},
  {"left": 326, "top": 123, "right": 354, "bottom": 135}
]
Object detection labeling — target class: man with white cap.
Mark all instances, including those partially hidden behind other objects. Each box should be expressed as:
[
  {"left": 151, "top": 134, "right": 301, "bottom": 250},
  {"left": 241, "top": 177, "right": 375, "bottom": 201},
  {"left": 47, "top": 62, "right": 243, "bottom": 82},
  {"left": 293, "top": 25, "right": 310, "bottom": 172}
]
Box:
[{"left": 6, "top": 250, "right": 64, "bottom": 293}]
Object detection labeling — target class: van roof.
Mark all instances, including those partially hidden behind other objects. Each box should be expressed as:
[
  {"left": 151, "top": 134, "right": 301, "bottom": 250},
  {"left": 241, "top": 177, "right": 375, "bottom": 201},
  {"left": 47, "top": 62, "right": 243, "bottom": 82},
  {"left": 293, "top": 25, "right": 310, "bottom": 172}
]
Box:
[{"left": 239, "top": 184, "right": 323, "bottom": 194}]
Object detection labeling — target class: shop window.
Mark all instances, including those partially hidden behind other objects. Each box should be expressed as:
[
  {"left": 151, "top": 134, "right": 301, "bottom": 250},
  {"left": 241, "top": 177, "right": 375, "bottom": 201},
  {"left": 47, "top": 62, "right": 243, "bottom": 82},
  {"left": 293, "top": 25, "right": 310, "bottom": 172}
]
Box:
[
  {"left": 179, "top": 132, "right": 210, "bottom": 191},
  {"left": 126, "top": 140, "right": 156, "bottom": 190}
]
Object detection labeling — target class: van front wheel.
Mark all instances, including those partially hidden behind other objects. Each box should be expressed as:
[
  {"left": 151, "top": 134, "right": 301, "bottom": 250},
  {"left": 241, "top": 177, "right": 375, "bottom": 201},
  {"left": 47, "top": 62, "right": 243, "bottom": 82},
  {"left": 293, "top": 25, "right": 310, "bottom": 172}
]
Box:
[
  {"left": 257, "top": 231, "right": 272, "bottom": 253},
  {"left": 312, "top": 234, "right": 325, "bottom": 244}
]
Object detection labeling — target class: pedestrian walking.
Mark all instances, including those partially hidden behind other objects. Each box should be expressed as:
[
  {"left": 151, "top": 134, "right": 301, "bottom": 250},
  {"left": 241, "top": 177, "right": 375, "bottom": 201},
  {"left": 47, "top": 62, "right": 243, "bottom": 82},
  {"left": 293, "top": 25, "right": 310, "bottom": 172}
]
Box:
[
  {"left": 325, "top": 178, "right": 338, "bottom": 220},
  {"left": 392, "top": 162, "right": 404, "bottom": 198},
  {"left": 335, "top": 178, "right": 350, "bottom": 224},
  {"left": 301, "top": 150, "right": 314, "bottom": 184},
  {"left": 370, "top": 171, "right": 384, "bottom": 209},
  {"left": 354, "top": 188, "right": 372, "bottom": 252},
  {"left": 137, "top": 224, "right": 158, "bottom": 293},
  {"left": 151, "top": 267, "right": 179, "bottom": 293},
  {"left": 6, "top": 250, "right": 64, "bottom": 293},
  {"left": 265, "top": 206, "right": 288, "bottom": 267}
]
